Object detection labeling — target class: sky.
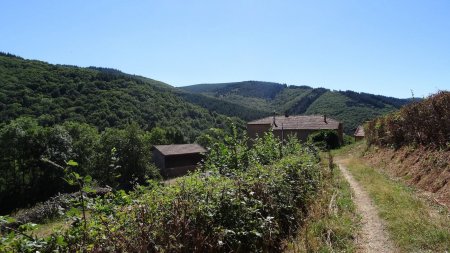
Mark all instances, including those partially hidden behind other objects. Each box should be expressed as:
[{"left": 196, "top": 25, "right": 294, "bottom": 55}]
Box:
[{"left": 1, "top": 0, "right": 450, "bottom": 98}]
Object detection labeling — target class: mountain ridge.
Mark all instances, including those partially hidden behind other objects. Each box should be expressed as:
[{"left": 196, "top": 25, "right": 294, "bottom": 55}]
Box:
[
  {"left": 0, "top": 52, "right": 413, "bottom": 136},
  {"left": 181, "top": 81, "right": 413, "bottom": 133}
]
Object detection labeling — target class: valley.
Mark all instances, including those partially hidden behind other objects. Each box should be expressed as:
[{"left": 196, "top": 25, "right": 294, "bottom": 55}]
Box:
[{"left": 0, "top": 53, "right": 448, "bottom": 252}]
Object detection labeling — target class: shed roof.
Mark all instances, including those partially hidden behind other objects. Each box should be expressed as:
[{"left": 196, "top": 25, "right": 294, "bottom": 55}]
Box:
[
  {"left": 248, "top": 115, "right": 340, "bottom": 130},
  {"left": 152, "top": 144, "right": 206, "bottom": 156},
  {"left": 354, "top": 126, "right": 365, "bottom": 137}
]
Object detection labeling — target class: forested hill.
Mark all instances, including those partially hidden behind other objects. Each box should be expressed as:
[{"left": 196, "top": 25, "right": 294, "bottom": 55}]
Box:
[
  {"left": 0, "top": 52, "right": 413, "bottom": 137},
  {"left": 181, "top": 81, "right": 413, "bottom": 133},
  {"left": 0, "top": 53, "right": 255, "bottom": 141}
]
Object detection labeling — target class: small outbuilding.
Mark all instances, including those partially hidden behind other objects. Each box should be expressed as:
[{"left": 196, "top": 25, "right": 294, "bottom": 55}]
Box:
[
  {"left": 247, "top": 115, "right": 343, "bottom": 144},
  {"left": 152, "top": 144, "right": 206, "bottom": 178},
  {"left": 354, "top": 125, "right": 365, "bottom": 141}
]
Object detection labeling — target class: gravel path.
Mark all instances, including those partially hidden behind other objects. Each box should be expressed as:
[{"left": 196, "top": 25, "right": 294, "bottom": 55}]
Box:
[{"left": 338, "top": 163, "right": 396, "bottom": 253}]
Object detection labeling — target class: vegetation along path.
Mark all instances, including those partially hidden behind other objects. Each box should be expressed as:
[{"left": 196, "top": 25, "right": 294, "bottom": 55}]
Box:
[{"left": 337, "top": 161, "right": 396, "bottom": 253}]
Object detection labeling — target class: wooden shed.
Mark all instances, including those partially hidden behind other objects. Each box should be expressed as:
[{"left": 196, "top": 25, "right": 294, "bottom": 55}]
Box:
[
  {"left": 152, "top": 144, "right": 206, "bottom": 178},
  {"left": 354, "top": 125, "right": 365, "bottom": 141},
  {"left": 247, "top": 115, "right": 343, "bottom": 144}
]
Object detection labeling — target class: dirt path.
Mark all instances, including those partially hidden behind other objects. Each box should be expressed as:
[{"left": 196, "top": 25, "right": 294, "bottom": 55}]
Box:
[{"left": 337, "top": 162, "right": 396, "bottom": 253}]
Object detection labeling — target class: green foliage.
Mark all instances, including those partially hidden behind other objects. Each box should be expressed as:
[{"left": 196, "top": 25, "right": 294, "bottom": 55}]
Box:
[
  {"left": 251, "top": 131, "right": 282, "bottom": 164},
  {"left": 0, "top": 117, "right": 69, "bottom": 214},
  {"left": 179, "top": 91, "right": 269, "bottom": 121},
  {"left": 94, "top": 123, "right": 161, "bottom": 189},
  {"left": 288, "top": 88, "right": 328, "bottom": 114},
  {"left": 308, "top": 130, "right": 341, "bottom": 150},
  {"left": 146, "top": 127, "right": 170, "bottom": 145},
  {"left": 63, "top": 160, "right": 93, "bottom": 246},
  {"left": 1, "top": 139, "right": 321, "bottom": 252},
  {"left": 288, "top": 154, "right": 359, "bottom": 252},
  {"left": 0, "top": 118, "right": 164, "bottom": 213},
  {"left": 201, "top": 125, "right": 304, "bottom": 176},
  {"left": 194, "top": 127, "right": 226, "bottom": 148},
  {"left": 365, "top": 91, "right": 450, "bottom": 149},
  {"left": 0, "top": 215, "right": 47, "bottom": 253},
  {"left": 201, "top": 124, "right": 251, "bottom": 175},
  {"left": 343, "top": 133, "right": 356, "bottom": 146},
  {"left": 305, "top": 91, "right": 402, "bottom": 134},
  {"left": 0, "top": 54, "right": 244, "bottom": 141}
]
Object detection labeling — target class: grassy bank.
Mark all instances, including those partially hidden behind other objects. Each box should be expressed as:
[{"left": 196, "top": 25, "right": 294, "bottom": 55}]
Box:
[
  {"left": 286, "top": 154, "right": 359, "bottom": 252},
  {"left": 336, "top": 144, "right": 450, "bottom": 252}
]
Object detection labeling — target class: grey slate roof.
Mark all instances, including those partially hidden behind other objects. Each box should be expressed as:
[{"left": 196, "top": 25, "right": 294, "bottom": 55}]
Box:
[
  {"left": 153, "top": 144, "right": 206, "bottom": 156},
  {"left": 248, "top": 115, "right": 340, "bottom": 130}
]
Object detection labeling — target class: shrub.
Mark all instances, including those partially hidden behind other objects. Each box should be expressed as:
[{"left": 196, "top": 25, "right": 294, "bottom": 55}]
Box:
[
  {"left": 60, "top": 149, "right": 321, "bottom": 252},
  {"left": 1, "top": 130, "right": 322, "bottom": 252},
  {"left": 343, "top": 134, "right": 355, "bottom": 146},
  {"left": 308, "top": 130, "right": 341, "bottom": 150},
  {"left": 365, "top": 91, "right": 450, "bottom": 149}
]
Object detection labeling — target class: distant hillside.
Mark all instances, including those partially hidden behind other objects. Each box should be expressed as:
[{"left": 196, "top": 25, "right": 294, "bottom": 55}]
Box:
[
  {"left": 175, "top": 91, "right": 270, "bottom": 121},
  {"left": 0, "top": 53, "right": 246, "bottom": 141},
  {"left": 181, "top": 81, "right": 413, "bottom": 133},
  {"left": 0, "top": 52, "right": 413, "bottom": 138}
]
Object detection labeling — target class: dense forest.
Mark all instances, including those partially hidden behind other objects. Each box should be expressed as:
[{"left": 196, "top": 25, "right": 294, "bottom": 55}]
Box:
[
  {"left": 182, "top": 81, "right": 414, "bottom": 133},
  {"left": 0, "top": 53, "right": 245, "bottom": 142}
]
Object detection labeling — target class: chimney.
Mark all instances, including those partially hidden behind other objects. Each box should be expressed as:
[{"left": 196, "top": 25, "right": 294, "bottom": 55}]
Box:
[
  {"left": 272, "top": 112, "right": 278, "bottom": 127},
  {"left": 324, "top": 114, "right": 327, "bottom": 123}
]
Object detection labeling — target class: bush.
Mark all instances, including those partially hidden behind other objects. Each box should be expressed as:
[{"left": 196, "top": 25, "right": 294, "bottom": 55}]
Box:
[
  {"left": 1, "top": 130, "right": 322, "bottom": 252},
  {"left": 365, "top": 91, "right": 450, "bottom": 149},
  {"left": 62, "top": 151, "right": 320, "bottom": 252},
  {"left": 343, "top": 134, "right": 355, "bottom": 146},
  {"left": 308, "top": 130, "right": 341, "bottom": 150}
]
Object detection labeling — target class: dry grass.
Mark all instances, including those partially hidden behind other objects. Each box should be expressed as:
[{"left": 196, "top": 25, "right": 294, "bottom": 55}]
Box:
[{"left": 31, "top": 218, "right": 71, "bottom": 238}]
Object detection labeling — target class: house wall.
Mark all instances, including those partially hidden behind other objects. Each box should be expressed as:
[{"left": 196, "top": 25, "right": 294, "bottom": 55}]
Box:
[
  {"left": 165, "top": 153, "right": 204, "bottom": 168},
  {"left": 247, "top": 124, "right": 271, "bottom": 139},
  {"left": 273, "top": 129, "right": 313, "bottom": 142},
  {"left": 161, "top": 165, "right": 197, "bottom": 178},
  {"left": 248, "top": 122, "right": 344, "bottom": 145},
  {"left": 152, "top": 153, "right": 204, "bottom": 178},
  {"left": 152, "top": 149, "right": 165, "bottom": 170}
]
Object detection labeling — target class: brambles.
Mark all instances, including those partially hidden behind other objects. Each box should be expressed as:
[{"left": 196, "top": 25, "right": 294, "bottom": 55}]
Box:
[
  {"left": 365, "top": 91, "right": 450, "bottom": 149},
  {"left": 1, "top": 131, "right": 323, "bottom": 252}
]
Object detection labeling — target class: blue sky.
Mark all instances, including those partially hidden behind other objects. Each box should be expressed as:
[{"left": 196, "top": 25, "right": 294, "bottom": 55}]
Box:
[{"left": 1, "top": 0, "right": 449, "bottom": 98}]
